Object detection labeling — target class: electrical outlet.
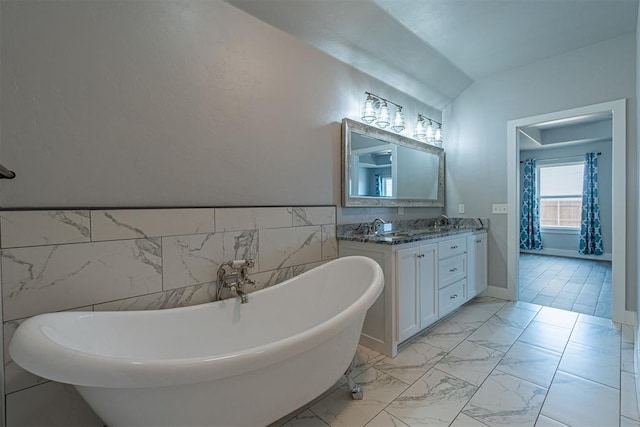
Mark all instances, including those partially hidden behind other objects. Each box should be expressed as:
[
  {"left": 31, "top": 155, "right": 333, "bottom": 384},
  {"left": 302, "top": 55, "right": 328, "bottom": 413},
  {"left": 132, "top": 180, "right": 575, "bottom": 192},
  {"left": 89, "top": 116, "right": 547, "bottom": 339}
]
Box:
[
  {"left": 492, "top": 204, "right": 508, "bottom": 214},
  {"left": 458, "top": 204, "right": 465, "bottom": 214}
]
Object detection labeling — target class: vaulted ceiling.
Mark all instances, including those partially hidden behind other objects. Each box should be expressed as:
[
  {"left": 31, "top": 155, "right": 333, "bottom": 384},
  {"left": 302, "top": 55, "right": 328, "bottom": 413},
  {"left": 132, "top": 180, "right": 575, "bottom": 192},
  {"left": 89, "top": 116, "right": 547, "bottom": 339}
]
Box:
[{"left": 227, "top": 0, "right": 638, "bottom": 110}]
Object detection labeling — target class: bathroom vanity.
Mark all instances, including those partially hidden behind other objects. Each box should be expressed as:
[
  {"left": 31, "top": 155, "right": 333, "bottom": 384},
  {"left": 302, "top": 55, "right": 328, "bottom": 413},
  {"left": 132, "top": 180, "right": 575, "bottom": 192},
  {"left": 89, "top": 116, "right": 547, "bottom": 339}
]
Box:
[{"left": 338, "top": 225, "right": 487, "bottom": 357}]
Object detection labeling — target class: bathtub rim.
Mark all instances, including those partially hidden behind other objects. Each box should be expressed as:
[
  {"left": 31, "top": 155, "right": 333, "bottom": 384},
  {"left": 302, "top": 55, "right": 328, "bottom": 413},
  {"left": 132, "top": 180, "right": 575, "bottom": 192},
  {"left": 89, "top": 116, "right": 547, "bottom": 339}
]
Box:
[{"left": 9, "top": 256, "right": 384, "bottom": 389}]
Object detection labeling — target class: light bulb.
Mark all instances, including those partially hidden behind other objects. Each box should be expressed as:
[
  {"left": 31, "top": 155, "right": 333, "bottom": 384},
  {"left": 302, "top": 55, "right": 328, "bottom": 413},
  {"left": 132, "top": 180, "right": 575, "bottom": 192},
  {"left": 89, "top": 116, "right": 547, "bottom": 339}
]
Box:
[
  {"left": 426, "top": 120, "right": 435, "bottom": 143},
  {"left": 434, "top": 125, "right": 443, "bottom": 146},
  {"left": 361, "top": 94, "right": 376, "bottom": 124},
  {"left": 391, "top": 107, "right": 405, "bottom": 132},
  {"left": 376, "top": 102, "right": 390, "bottom": 128},
  {"left": 414, "top": 116, "right": 426, "bottom": 140}
]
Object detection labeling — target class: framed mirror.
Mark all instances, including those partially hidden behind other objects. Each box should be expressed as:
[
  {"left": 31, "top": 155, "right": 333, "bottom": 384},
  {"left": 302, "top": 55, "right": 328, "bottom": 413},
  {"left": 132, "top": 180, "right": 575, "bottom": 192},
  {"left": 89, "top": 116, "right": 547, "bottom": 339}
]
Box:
[{"left": 342, "top": 118, "right": 445, "bottom": 207}]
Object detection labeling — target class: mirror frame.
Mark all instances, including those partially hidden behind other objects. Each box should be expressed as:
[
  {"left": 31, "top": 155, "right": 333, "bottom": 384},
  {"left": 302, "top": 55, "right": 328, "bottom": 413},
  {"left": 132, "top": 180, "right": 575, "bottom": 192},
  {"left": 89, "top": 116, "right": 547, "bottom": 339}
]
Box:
[{"left": 342, "top": 118, "right": 445, "bottom": 207}]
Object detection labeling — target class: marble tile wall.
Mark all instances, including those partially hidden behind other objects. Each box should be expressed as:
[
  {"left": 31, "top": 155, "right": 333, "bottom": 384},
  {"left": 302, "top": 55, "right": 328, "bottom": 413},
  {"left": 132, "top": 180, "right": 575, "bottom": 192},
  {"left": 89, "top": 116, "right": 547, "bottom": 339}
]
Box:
[{"left": 0, "top": 206, "right": 337, "bottom": 426}]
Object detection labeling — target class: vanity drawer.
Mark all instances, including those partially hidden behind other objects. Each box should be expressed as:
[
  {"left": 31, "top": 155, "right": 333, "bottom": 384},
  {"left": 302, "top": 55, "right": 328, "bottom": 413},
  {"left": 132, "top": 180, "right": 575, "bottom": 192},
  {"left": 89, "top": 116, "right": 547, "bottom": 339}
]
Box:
[
  {"left": 439, "top": 279, "right": 466, "bottom": 318},
  {"left": 438, "top": 237, "right": 467, "bottom": 260},
  {"left": 438, "top": 253, "right": 466, "bottom": 288}
]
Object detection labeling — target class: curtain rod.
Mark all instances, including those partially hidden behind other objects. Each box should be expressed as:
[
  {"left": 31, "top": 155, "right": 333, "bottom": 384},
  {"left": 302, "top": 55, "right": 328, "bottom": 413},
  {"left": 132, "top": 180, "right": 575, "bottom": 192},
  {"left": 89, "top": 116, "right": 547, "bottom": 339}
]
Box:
[{"left": 520, "top": 152, "right": 601, "bottom": 164}]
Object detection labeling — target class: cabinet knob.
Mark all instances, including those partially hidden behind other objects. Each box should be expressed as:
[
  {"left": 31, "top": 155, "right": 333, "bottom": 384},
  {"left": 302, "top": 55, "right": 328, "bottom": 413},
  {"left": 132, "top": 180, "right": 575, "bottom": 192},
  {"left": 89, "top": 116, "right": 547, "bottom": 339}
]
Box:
[
  {"left": 449, "top": 267, "right": 457, "bottom": 272},
  {"left": 450, "top": 245, "right": 458, "bottom": 249},
  {"left": 475, "top": 239, "right": 482, "bottom": 243},
  {"left": 450, "top": 294, "right": 458, "bottom": 299},
  {"left": 416, "top": 254, "right": 425, "bottom": 258}
]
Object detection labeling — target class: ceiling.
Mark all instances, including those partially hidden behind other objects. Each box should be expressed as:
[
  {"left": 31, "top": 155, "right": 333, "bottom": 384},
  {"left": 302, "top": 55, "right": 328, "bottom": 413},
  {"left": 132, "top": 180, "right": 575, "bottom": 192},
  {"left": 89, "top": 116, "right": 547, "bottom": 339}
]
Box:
[
  {"left": 226, "top": 0, "right": 638, "bottom": 110},
  {"left": 519, "top": 113, "right": 612, "bottom": 151}
]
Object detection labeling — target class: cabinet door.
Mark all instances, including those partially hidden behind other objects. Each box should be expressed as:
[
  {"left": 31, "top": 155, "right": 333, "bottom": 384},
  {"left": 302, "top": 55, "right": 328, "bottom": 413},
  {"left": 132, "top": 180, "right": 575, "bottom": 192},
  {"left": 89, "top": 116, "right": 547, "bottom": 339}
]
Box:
[
  {"left": 474, "top": 234, "right": 488, "bottom": 295},
  {"left": 396, "top": 247, "right": 420, "bottom": 343},
  {"left": 418, "top": 244, "right": 438, "bottom": 329},
  {"left": 467, "top": 233, "right": 488, "bottom": 300}
]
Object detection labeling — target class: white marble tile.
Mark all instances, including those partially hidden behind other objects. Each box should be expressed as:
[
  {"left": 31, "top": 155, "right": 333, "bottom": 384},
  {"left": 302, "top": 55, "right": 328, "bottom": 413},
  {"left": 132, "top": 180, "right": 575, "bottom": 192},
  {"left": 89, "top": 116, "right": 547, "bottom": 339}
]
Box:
[
  {"left": 558, "top": 341, "right": 620, "bottom": 388},
  {"left": 353, "top": 345, "right": 386, "bottom": 378},
  {"left": 162, "top": 230, "right": 258, "bottom": 290},
  {"left": 91, "top": 208, "right": 215, "bottom": 241},
  {"left": 2, "top": 239, "right": 162, "bottom": 320},
  {"left": 0, "top": 210, "right": 90, "bottom": 248},
  {"left": 417, "top": 317, "right": 483, "bottom": 352},
  {"left": 385, "top": 368, "right": 477, "bottom": 427},
  {"left": 623, "top": 324, "right": 635, "bottom": 344},
  {"left": 311, "top": 367, "right": 408, "bottom": 427},
  {"left": 4, "top": 319, "right": 49, "bottom": 393},
  {"left": 94, "top": 282, "right": 214, "bottom": 311},
  {"left": 465, "top": 297, "right": 509, "bottom": 315},
  {"left": 621, "top": 371, "right": 640, "bottom": 421},
  {"left": 450, "top": 413, "right": 487, "bottom": 427},
  {"left": 466, "top": 317, "right": 523, "bottom": 352},
  {"left": 293, "top": 207, "right": 336, "bottom": 226},
  {"left": 623, "top": 339, "right": 636, "bottom": 374},
  {"left": 504, "top": 301, "right": 543, "bottom": 312},
  {"left": 215, "top": 207, "right": 293, "bottom": 232},
  {"left": 434, "top": 341, "right": 504, "bottom": 386},
  {"left": 6, "top": 382, "right": 104, "bottom": 427},
  {"left": 492, "top": 305, "right": 538, "bottom": 329},
  {"left": 364, "top": 410, "right": 410, "bottom": 427},
  {"left": 251, "top": 261, "right": 326, "bottom": 292},
  {"left": 462, "top": 371, "right": 547, "bottom": 427},
  {"left": 569, "top": 319, "right": 621, "bottom": 350},
  {"left": 374, "top": 341, "right": 447, "bottom": 383},
  {"left": 535, "top": 415, "right": 569, "bottom": 427},
  {"left": 495, "top": 341, "right": 560, "bottom": 388},
  {"left": 518, "top": 321, "right": 571, "bottom": 353},
  {"left": 577, "top": 312, "right": 620, "bottom": 328},
  {"left": 259, "top": 226, "right": 322, "bottom": 271},
  {"left": 541, "top": 371, "right": 619, "bottom": 427},
  {"left": 449, "top": 304, "right": 497, "bottom": 324},
  {"left": 533, "top": 306, "right": 578, "bottom": 329},
  {"left": 321, "top": 225, "right": 337, "bottom": 260},
  {"left": 280, "top": 409, "right": 329, "bottom": 427}
]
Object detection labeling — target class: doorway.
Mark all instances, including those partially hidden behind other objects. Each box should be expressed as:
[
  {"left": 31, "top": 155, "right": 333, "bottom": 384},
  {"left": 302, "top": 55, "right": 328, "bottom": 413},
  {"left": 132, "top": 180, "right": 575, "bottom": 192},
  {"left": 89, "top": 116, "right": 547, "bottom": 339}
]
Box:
[{"left": 506, "top": 99, "right": 629, "bottom": 324}]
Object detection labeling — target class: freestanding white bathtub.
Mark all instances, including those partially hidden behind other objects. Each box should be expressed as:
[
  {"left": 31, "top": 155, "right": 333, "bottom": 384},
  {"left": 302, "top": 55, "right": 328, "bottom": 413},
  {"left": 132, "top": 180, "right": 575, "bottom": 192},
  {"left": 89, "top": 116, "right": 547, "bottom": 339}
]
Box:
[{"left": 9, "top": 256, "right": 383, "bottom": 427}]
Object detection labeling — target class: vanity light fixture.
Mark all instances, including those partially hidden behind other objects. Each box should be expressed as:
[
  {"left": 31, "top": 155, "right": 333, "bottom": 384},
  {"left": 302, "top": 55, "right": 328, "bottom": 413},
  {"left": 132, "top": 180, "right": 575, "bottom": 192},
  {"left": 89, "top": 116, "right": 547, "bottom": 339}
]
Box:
[
  {"left": 361, "top": 92, "right": 404, "bottom": 133},
  {"left": 415, "top": 113, "right": 443, "bottom": 146}
]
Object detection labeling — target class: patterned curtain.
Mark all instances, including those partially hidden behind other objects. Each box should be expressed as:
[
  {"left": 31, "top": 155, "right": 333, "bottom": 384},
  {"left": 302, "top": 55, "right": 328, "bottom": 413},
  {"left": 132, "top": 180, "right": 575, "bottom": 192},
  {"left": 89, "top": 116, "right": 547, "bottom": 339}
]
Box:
[
  {"left": 520, "top": 159, "right": 543, "bottom": 250},
  {"left": 579, "top": 152, "right": 603, "bottom": 255},
  {"left": 375, "top": 174, "right": 382, "bottom": 196}
]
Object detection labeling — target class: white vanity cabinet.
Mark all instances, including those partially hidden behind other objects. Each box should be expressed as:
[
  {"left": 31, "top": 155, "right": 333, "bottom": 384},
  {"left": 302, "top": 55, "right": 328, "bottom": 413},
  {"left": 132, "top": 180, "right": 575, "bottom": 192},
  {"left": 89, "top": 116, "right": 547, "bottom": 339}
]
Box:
[
  {"left": 466, "top": 232, "right": 488, "bottom": 301},
  {"left": 396, "top": 243, "right": 438, "bottom": 343},
  {"left": 339, "top": 230, "right": 486, "bottom": 357}
]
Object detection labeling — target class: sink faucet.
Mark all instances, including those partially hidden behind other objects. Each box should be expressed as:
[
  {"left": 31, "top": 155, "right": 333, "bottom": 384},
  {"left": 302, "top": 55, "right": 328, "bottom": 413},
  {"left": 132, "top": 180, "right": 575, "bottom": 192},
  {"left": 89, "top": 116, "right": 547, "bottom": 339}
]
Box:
[
  {"left": 371, "top": 218, "right": 386, "bottom": 235},
  {"left": 437, "top": 214, "right": 449, "bottom": 226}
]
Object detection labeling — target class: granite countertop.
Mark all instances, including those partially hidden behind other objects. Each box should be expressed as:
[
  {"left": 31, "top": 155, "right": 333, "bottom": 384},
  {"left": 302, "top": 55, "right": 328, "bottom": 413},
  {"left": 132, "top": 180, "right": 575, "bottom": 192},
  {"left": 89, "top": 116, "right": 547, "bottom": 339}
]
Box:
[{"left": 337, "top": 217, "right": 488, "bottom": 246}]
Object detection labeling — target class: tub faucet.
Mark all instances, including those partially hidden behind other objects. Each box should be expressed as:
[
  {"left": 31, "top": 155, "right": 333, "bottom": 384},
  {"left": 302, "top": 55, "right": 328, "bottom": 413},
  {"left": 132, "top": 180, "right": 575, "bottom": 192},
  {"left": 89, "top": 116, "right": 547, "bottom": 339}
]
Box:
[
  {"left": 234, "top": 288, "right": 249, "bottom": 304},
  {"left": 216, "top": 259, "right": 256, "bottom": 303}
]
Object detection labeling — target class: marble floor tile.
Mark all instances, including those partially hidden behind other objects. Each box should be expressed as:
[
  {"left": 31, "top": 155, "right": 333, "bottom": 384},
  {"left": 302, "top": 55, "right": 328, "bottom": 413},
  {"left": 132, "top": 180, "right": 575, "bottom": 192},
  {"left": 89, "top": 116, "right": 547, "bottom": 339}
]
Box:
[
  {"left": 505, "top": 301, "right": 543, "bottom": 312},
  {"left": 558, "top": 341, "right": 620, "bottom": 388},
  {"left": 621, "top": 371, "right": 640, "bottom": 421},
  {"left": 310, "top": 368, "right": 408, "bottom": 427},
  {"left": 364, "top": 410, "right": 410, "bottom": 427},
  {"left": 534, "top": 415, "right": 568, "bottom": 427},
  {"left": 280, "top": 410, "right": 330, "bottom": 427},
  {"left": 495, "top": 341, "right": 561, "bottom": 388},
  {"left": 622, "top": 416, "right": 640, "bottom": 427},
  {"left": 462, "top": 371, "right": 547, "bottom": 427},
  {"left": 492, "top": 305, "right": 539, "bottom": 329},
  {"left": 518, "top": 321, "right": 571, "bottom": 353},
  {"left": 623, "top": 340, "right": 636, "bottom": 374},
  {"left": 373, "top": 341, "right": 447, "bottom": 384},
  {"left": 450, "top": 413, "right": 488, "bottom": 427},
  {"left": 385, "top": 368, "right": 477, "bottom": 427},
  {"left": 353, "top": 345, "right": 386, "bottom": 378},
  {"left": 569, "top": 320, "right": 621, "bottom": 350},
  {"left": 533, "top": 306, "right": 578, "bottom": 329},
  {"left": 541, "top": 371, "right": 619, "bottom": 427},
  {"left": 434, "top": 341, "right": 504, "bottom": 386},
  {"left": 465, "top": 297, "right": 509, "bottom": 315},
  {"left": 417, "top": 318, "right": 482, "bottom": 352},
  {"left": 465, "top": 317, "right": 523, "bottom": 352}
]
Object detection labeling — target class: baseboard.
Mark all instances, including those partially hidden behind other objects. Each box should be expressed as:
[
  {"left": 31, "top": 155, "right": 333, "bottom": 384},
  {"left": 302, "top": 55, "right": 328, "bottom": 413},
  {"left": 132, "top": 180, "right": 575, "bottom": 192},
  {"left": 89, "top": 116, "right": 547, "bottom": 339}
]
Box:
[
  {"left": 520, "top": 248, "right": 612, "bottom": 261},
  {"left": 484, "top": 285, "right": 514, "bottom": 301}
]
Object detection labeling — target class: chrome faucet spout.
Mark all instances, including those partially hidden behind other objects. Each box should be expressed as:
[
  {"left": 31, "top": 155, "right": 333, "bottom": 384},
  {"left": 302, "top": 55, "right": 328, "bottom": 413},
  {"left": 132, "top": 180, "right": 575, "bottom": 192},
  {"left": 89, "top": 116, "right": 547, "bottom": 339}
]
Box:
[
  {"left": 371, "top": 218, "right": 387, "bottom": 235},
  {"left": 235, "top": 288, "right": 249, "bottom": 304}
]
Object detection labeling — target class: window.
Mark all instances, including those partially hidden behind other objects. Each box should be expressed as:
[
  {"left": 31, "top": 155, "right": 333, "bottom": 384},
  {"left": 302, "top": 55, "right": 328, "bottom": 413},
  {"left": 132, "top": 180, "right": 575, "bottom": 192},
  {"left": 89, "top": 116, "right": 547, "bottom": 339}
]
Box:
[{"left": 538, "top": 163, "right": 584, "bottom": 228}]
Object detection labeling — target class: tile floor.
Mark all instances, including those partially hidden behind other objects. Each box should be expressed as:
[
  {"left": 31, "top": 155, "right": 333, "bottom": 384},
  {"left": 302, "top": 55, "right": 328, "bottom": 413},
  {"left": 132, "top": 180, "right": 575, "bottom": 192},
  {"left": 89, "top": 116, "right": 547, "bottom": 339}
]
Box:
[
  {"left": 272, "top": 297, "right": 638, "bottom": 427},
  {"left": 519, "top": 253, "right": 612, "bottom": 318}
]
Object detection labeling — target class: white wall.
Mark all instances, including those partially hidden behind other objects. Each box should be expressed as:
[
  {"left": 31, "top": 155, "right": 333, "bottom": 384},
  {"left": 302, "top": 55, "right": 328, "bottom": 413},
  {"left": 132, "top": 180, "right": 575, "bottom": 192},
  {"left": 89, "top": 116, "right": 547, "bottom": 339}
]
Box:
[
  {"left": 0, "top": 0, "right": 441, "bottom": 224},
  {"left": 443, "top": 34, "right": 637, "bottom": 308}
]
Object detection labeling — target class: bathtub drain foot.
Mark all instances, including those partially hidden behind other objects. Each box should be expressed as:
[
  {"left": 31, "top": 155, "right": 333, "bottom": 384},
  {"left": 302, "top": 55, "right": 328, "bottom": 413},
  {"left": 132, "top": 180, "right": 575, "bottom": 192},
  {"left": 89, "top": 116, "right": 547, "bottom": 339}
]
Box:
[{"left": 344, "top": 355, "right": 364, "bottom": 400}]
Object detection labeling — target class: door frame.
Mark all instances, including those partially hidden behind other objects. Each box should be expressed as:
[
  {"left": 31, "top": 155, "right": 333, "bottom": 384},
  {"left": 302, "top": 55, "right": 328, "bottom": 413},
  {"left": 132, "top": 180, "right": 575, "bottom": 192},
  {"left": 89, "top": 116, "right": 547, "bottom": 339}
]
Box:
[{"left": 506, "top": 99, "right": 629, "bottom": 324}]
